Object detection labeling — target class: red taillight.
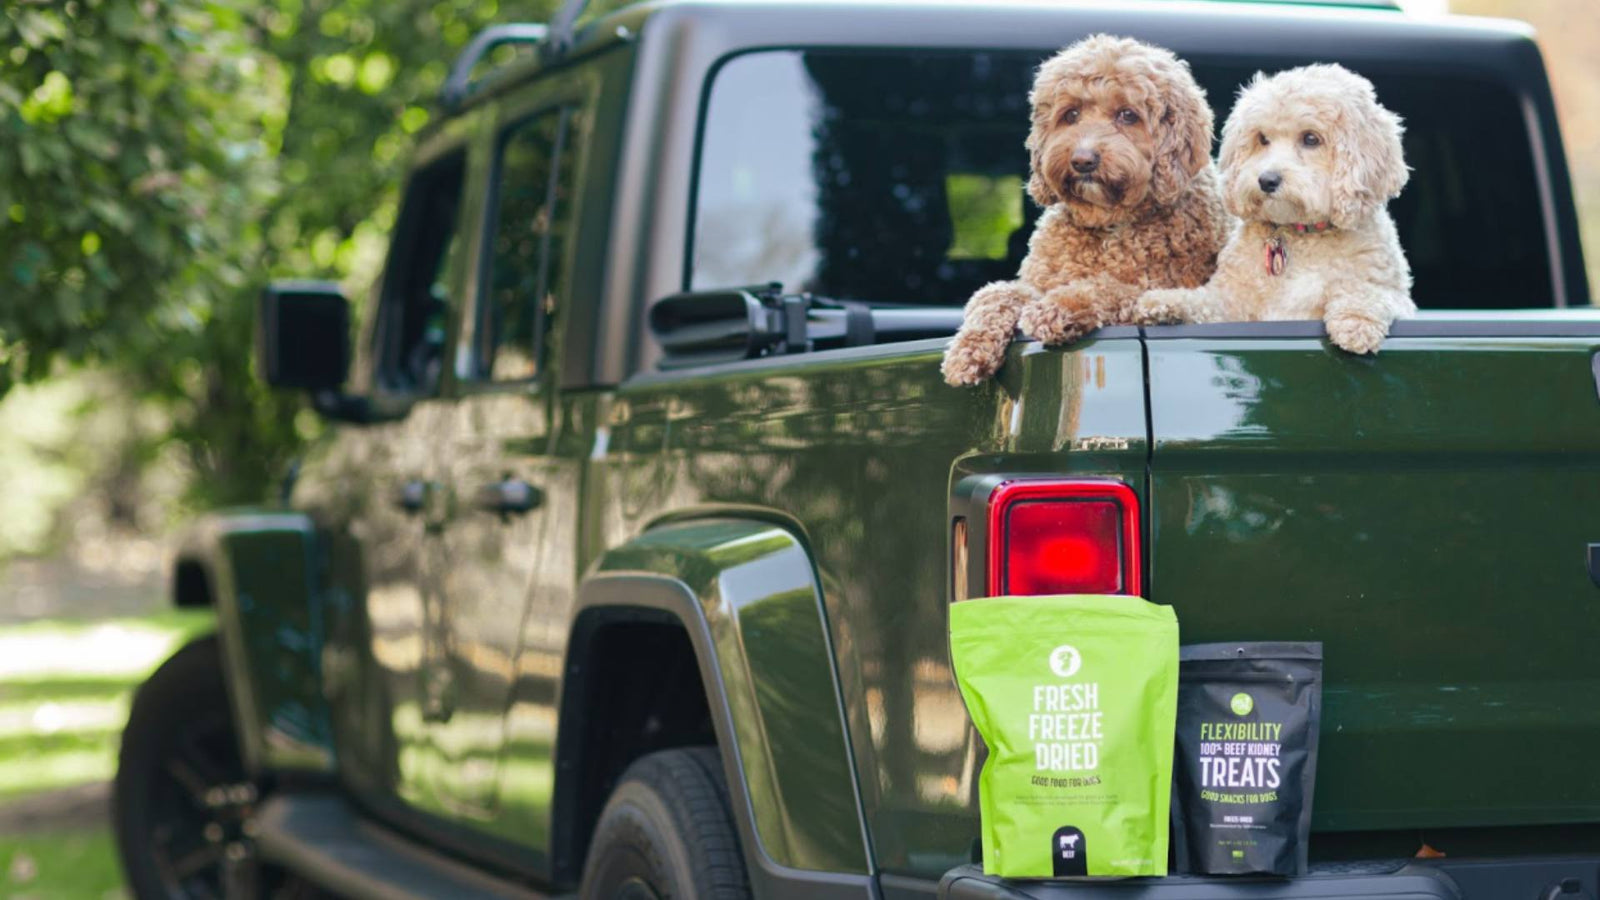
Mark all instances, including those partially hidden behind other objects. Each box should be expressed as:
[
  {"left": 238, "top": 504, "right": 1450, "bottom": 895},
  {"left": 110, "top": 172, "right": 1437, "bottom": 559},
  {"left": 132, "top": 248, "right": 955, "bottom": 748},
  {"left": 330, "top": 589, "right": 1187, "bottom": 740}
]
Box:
[{"left": 986, "top": 480, "right": 1141, "bottom": 597}]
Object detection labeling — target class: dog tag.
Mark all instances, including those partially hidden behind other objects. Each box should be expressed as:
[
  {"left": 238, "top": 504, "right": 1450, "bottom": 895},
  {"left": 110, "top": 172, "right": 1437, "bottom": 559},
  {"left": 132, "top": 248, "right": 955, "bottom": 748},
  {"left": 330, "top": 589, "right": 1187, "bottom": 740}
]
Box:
[{"left": 1266, "top": 236, "right": 1287, "bottom": 277}]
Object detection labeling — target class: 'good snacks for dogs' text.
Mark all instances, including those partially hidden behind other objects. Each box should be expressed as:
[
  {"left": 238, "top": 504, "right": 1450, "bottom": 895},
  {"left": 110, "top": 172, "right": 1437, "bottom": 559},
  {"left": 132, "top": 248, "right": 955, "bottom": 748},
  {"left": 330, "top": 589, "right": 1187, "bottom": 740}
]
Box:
[{"left": 950, "top": 595, "right": 1179, "bottom": 878}]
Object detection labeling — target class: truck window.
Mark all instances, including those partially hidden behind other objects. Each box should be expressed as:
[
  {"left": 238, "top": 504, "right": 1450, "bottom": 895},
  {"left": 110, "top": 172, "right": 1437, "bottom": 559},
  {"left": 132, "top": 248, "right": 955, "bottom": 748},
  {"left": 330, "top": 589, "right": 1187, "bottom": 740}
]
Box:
[
  {"left": 472, "top": 106, "right": 577, "bottom": 382},
  {"left": 691, "top": 51, "right": 1035, "bottom": 308},
  {"left": 691, "top": 50, "right": 1552, "bottom": 310},
  {"left": 376, "top": 153, "right": 464, "bottom": 395}
]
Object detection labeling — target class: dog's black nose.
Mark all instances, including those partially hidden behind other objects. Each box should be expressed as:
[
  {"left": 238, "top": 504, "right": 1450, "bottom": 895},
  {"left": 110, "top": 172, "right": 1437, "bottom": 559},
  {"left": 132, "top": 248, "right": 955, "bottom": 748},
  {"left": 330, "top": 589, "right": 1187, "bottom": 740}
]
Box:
[
  {"left": 1258, "top": 171, "right": 1283, "bottom": 194},
  {"left": 1071, "top": 149, "right": 1100, "bottom": 174}
]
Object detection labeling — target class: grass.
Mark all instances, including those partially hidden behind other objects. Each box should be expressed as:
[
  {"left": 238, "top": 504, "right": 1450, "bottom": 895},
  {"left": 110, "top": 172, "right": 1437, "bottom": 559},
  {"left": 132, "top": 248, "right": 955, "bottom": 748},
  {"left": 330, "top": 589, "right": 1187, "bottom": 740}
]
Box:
[
  {"left": 0, "top": 609, "right": 214, "bottom": 898},
  {"left": 1, "top": 830, "right": 124, "bottom": 900}
]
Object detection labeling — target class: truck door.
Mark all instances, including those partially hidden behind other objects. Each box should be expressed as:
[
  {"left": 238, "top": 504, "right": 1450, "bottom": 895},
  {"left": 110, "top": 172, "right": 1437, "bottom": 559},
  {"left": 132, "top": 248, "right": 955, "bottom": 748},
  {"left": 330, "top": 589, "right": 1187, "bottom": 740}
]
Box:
[
  {"left": 308, "top": 148, "right": 466, "bottom": 819},
  {"left": 421, "top": 92, "right": 589, "bottom": 860},
  {"left": 1144, "top": 318, "right": 1600, "bottom": 837}
]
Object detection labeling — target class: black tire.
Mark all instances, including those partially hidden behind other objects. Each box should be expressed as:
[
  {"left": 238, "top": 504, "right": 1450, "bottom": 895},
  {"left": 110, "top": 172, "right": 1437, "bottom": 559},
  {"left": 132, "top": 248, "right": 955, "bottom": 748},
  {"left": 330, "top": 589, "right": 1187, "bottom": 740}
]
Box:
[
  {"left": 114, "top": 634, "right": 261, "bottom": 899},
  {"left": 579, "top": 747, "right": 753, "bottom": 900}
]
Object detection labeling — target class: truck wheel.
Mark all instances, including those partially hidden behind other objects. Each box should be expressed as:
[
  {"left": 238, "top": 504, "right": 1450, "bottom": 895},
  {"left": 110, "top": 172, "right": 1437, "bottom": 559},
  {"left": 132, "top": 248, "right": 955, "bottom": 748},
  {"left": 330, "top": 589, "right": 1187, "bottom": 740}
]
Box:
[
  {"left": 579, "top": 746, "right": 752, "bottom": 900},
  {"left": 113, "top": 634, "right": 263, "bottom": 899}
]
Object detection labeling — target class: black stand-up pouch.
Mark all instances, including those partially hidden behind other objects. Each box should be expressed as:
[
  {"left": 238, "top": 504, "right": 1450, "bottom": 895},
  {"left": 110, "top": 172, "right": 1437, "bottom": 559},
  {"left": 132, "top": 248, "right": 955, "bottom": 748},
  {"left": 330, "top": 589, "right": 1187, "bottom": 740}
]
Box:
[{"left": 1172, "top": 641, "right": 1322, "bottom": 876}]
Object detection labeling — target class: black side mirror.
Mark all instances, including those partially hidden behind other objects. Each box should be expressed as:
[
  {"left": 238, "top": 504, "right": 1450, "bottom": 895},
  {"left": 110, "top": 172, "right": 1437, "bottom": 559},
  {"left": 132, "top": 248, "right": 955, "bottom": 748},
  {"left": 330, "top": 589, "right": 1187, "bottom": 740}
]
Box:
[{"left": 257, "top": 280, "right": 350, "bottom": 391}]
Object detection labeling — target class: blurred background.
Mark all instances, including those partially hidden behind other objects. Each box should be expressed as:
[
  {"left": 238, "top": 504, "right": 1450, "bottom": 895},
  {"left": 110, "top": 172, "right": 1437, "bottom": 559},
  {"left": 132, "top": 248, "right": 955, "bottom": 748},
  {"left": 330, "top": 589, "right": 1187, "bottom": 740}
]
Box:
[{"left": 0, "top": 0, "right": 1592, "bottom": 895}]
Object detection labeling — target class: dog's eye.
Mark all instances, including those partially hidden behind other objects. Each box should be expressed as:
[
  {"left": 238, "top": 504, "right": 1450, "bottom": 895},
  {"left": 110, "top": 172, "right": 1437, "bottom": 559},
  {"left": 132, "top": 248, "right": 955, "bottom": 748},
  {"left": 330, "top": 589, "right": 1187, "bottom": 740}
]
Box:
[
  {"left": 1115, "top": 107, "right": 1141, "bottom": 126},
  {"left": 1300, "top": 131, "right": 1322, "bottom": 148},
  {"left": 1257, "top": 132, "right": 1270, "bottom": 147},
  {"left": 1061, "top": 107, "right": 1081, "bottom": 125}
]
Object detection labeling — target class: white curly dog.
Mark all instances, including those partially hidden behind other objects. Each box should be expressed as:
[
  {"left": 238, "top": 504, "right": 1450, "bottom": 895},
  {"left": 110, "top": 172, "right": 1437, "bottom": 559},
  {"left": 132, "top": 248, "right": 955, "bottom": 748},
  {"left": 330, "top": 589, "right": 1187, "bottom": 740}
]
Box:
[{"left": 1136, "top": 64, "right": 1414, "bottom": 353}]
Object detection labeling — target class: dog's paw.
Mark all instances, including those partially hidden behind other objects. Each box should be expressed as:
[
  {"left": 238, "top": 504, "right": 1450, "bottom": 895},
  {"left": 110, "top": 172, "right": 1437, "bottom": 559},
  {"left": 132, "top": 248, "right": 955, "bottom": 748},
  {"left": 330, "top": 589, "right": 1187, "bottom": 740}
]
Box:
[
  {"left": 1325, "top": 312, "right": 1388, "bottom": 355},
  {"left": 1133, "top": 291, "right": 1189, "bottom": 325},
  {"left": 1019, "top": 301, "right": 1093, "bottom": 346},
  {"left": 941, "top": 330, "right": 1007, "bottom": 386}
]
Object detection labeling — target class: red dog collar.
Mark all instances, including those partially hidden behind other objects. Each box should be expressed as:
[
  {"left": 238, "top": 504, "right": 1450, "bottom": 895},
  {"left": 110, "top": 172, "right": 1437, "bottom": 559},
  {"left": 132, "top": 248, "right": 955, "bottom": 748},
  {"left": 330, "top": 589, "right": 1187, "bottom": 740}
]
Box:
[{"left": 1284, "top": 221, "right": 1333, "bottom": 233}]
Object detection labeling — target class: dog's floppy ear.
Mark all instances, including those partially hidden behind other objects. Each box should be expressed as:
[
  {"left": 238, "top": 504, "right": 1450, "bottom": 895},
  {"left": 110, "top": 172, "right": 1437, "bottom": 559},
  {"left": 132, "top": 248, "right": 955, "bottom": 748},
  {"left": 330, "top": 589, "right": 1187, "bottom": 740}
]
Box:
[
  {"left": 1217, "top": 73, "right": 1265, "bottom": 178},
  {"left": 1329, "top": 70, "right": 1408, "bottom": 229},
  {"left": 1026, "top": 123, "right": 1061, "bottom": 207},
  {"left": 1150, "top": 62, "right": 1214, "bottom": 206},
  {"left": 1026, "top": 61, "right": 1065, "bottom": 207}
]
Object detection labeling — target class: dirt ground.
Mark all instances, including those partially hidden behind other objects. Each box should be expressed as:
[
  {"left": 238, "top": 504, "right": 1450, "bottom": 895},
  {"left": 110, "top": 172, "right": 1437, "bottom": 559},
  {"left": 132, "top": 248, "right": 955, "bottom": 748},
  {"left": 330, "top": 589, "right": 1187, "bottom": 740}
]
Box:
[{"left": 0, "top": 782, "right": 111, "bottom": 835}]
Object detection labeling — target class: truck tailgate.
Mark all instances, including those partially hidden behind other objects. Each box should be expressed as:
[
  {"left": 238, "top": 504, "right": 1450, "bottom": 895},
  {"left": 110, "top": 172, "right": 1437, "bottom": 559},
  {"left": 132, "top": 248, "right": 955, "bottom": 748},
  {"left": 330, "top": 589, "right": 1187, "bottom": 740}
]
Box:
[{"left": 1144, "top": 320, "right": 1600, "bottom": 832}]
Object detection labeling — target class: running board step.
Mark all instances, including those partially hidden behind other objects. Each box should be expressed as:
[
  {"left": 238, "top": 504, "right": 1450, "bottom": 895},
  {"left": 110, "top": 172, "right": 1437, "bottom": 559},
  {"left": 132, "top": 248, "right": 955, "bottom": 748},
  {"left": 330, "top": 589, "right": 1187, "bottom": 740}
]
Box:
[{"left": 253, "top": 794, "right": 560, "bottom": 900}]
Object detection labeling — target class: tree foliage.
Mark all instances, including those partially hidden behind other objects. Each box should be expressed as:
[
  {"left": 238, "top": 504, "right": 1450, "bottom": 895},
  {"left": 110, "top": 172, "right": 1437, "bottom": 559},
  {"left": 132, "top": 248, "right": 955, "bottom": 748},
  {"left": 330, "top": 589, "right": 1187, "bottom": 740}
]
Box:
[
  {"left": 0, "top": 0, "right": 555, "bottom": 508},
  {"left": 0, "top": 1, "right": 267, "bottom": 387}
]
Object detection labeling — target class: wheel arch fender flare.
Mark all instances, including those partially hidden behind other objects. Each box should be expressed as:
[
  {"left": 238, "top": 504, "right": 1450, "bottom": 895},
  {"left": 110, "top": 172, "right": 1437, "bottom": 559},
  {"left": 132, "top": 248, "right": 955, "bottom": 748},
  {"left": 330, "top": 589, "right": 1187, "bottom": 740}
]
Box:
[
  {"left": 554, "top": 516, "right": 875, "bottom": 897},
  {"left": 169, "top": 509, "right": 334, "bottom": 777}
]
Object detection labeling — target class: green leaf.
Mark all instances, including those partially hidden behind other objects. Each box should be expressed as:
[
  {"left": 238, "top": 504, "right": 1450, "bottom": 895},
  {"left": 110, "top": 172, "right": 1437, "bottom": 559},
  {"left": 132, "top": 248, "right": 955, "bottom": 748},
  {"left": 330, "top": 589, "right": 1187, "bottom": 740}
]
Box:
[
  {"left": 15, "top": 11, "right": 67, "bottom": 49},
  {"left": 64, "top": 121, "right": 120, "bottom": 160},
  {"left": 11, "top": 242, "right": 49, "bottom": 288},
  {"left": 17, "top": 141, "right": 45, "bottom": 177},
  {"left": 106, "top": 4, "right": 144, "bottom": 39},
  {"left": 86, "top": 198, "right": 135, "bottom": 234}
]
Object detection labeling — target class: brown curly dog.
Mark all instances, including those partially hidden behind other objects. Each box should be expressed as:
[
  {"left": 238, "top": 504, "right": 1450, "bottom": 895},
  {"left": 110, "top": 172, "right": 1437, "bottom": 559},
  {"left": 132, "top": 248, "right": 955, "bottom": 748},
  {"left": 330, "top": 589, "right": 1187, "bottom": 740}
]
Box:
[{"left": 941, "top": 35, "right": 1229, "bottom": 386}]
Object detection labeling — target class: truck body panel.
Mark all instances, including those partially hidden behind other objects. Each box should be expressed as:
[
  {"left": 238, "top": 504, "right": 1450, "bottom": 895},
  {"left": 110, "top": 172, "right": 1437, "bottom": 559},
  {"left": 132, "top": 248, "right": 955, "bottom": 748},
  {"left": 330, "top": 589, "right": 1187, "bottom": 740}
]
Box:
[
  {"left": 1146, "top": 322, "right": 1600, "bottom": 831},
  {"left": 599, "top": 336, "right": 1149, "bottom": 876},
  {"left": 583, "top": 520, "right": 869, "bottom": 874},
  {"left": 173, "top": 511, "right": 334, "bottom": 775}
]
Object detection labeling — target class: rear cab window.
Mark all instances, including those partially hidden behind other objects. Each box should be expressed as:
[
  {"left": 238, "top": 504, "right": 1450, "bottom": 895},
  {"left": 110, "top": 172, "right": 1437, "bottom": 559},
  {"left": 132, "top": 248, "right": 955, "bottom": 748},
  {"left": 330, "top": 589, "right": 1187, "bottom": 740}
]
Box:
[{"left": 689, "top": 49, "right": 1555, "bottom": 312}]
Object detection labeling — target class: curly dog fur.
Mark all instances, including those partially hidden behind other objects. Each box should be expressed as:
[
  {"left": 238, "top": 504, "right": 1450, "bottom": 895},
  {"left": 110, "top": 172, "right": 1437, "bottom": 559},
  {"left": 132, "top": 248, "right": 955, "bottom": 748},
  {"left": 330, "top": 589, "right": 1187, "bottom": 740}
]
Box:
[
  {"left": 942, "top": 35, "right": 1228, "bottom": 386},
  {"left": 1135, "top": 64, "right": 1414, "bottom": 353}
]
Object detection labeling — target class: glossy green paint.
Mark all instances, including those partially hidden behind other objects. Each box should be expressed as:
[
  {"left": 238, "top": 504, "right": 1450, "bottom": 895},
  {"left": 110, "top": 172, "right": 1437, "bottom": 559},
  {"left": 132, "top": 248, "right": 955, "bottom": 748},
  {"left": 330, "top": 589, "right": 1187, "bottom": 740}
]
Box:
[
  {"left": 407, "top": 62, "right": 608, "bottom": 842},
  {"left": 270, "top": 328, "right": 1149, "bottom": 882},
  {"left": 181, "top": 323, "right": 1600, "bottom": 879},
  {"left": 400, "top": 387, "right": 595, "bottom": 867},
  {"left": 591, "top": 336, "right": 1148, "bottom": 878},
  {"left": 175, "top": 510, "right": 334, "bottom": 775},
  {"left": 590, "top": 518, "right": 869, "bottom": 874},
  {"left": 1145, "top": 332, "right": 1600, "bottom": 831},
  {"left": 270, "top": 44, "right": 644, "bottom": 879},
  {"left": 289, "top": 400, "right": 455, "bottom": 813}
]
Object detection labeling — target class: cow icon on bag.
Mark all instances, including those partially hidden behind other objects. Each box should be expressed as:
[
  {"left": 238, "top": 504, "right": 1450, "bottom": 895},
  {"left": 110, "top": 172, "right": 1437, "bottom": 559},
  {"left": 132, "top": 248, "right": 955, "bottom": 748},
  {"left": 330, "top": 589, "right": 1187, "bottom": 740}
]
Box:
[{"left": 1051, "top": 826, "right": 1088, "bottom": 877}]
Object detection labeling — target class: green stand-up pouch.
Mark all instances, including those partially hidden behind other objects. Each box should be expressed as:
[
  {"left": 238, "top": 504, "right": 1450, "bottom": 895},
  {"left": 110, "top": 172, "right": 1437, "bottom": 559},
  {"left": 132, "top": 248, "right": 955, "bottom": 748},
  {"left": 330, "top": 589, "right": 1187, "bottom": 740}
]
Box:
[{"left": 950, "top": 595, "right": 1179, "bottom": 878}]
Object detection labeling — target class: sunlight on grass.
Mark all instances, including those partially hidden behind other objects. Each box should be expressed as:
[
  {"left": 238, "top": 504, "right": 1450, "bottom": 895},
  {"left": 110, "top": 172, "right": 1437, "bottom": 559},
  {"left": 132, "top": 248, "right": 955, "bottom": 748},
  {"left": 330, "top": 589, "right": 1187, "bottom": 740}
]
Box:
[
  {"left": 0, "top": 750, "right": 118, "bottom": 808},
  {"left": 0, "top": 612, "right": 213, "bottom": 803},
  {"left": 0, "top": 611, "right": 212, "bottom": 682},
  {"left": 0, "top": 828, "right": 124, "bottom": 899},
  {"left": 0, "top": 610, "right": 215, "bottom": 896},
  {"left": 0, "top": 700, "right": 128, "bottom": 739}
]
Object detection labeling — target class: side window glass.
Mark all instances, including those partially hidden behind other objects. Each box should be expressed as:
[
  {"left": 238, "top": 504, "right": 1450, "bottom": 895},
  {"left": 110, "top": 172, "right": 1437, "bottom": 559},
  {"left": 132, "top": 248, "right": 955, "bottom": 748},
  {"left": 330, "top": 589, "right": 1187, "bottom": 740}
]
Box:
[
  {"left": 477, "top": 107, "right": 578, "bottom": 382},
  {"left": 378, "top": 154, "right": 464, "bottom": 395}
]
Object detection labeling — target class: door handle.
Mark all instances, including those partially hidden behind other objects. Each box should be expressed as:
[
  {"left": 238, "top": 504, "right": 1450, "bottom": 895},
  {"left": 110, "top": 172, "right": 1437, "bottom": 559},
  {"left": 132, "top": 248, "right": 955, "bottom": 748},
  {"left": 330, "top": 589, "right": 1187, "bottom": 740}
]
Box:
[
  {"left": 396, "top": 480, "right": 427, "bottom": 514},
  {"left": 475, "top": 478, "right": 542, "bottom": 515}
]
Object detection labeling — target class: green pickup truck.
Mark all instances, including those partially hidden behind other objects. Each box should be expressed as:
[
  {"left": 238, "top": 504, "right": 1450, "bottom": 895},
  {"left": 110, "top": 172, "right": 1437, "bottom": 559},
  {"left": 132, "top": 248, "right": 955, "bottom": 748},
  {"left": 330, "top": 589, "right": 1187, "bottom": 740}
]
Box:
[{"left": 112, "top": 1, "right": 1600, "bottom": 898}]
